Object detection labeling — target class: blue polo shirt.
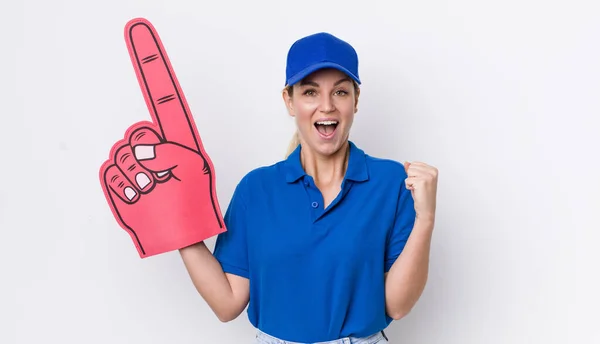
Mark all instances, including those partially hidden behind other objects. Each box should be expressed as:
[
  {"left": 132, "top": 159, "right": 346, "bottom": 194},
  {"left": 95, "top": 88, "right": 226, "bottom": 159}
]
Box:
[{"left": 213, "top": 141, "right": 415, "bottom": 343}]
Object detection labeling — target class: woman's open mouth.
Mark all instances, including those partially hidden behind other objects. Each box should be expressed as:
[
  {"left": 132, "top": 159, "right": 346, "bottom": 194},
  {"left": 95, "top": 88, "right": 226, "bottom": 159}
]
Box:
[{"left": 314, "top": 120, "right": 338, "bottom": 139}]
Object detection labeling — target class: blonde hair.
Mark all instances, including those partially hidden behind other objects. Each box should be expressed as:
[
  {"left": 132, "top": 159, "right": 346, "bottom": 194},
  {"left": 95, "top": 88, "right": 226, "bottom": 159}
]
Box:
[
  {"left": 285, "top": 130, "right": 300, "bottom": 158},
  {"left": 284, "top": 84, "right": 299, "bottom": 158}
]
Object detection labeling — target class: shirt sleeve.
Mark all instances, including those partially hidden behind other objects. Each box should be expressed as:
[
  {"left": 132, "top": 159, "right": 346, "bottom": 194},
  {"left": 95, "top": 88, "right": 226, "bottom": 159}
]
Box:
[
  {"left": 213, "top": 178, "right": 249, "bottom": 279},
  {"left": 385, "top": 179, "right": 416, "bottom": 272}
]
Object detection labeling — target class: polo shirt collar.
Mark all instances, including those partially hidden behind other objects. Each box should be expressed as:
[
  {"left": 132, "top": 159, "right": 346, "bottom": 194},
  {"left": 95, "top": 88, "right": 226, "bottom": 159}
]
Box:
[{"left": 284, "top": 141, "right": 369, "bottom": 183}]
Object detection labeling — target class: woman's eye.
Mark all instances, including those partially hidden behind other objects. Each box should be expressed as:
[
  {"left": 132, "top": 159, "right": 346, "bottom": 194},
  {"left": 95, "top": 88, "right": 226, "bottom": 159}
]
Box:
[
  {"left": 336, "top": 90, "right": 348, "bottom": 95},
  {"left": 303, "top": 90, "right": 316, "bottom": 96}
]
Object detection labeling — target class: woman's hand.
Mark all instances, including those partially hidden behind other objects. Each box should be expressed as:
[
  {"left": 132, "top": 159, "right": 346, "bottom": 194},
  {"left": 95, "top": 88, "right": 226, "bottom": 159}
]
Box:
[{"left": 404, "top": 161, "right": 438, "bottom": 223}]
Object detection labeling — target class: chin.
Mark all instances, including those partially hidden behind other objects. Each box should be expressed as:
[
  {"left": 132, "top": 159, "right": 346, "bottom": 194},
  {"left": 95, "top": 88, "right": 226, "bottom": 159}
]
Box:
[{"left": 311, "top": 136, "right": 348, "bottom": 157}]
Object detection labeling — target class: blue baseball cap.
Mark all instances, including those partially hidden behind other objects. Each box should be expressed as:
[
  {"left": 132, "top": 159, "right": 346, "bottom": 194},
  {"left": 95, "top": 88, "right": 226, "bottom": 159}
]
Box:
[{"left": 285, "top": 32, "right": 361, "bottom": 87}]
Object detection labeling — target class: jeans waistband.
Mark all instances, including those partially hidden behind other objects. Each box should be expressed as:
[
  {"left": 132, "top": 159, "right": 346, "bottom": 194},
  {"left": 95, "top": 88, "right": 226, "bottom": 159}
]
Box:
[{"left": 255, "top": 329, "right": 387, "bottom": 344}]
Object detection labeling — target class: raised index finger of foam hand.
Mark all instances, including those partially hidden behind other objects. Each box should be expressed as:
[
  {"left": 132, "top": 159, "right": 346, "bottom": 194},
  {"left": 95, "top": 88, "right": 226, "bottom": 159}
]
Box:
[{"left": 125, "top": 18, "right": 200, "bottom": 151}]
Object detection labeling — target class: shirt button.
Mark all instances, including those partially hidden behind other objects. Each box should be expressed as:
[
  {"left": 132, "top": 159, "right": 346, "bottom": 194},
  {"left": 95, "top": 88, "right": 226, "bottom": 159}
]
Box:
[{"left": 311, "top": 201, "right": 318, "bottom": 208}]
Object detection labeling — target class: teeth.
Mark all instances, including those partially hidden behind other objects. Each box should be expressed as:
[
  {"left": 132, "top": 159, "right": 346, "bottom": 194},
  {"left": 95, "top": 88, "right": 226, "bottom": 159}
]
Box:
[{"left": 316, "top": 120, "right": 338, "bottom": 125}]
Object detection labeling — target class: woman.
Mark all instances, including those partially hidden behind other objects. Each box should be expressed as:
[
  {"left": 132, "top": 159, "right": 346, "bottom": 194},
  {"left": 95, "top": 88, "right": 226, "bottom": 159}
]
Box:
[{"left": 179, "top": 32, "right": 438, "bottom": 344}]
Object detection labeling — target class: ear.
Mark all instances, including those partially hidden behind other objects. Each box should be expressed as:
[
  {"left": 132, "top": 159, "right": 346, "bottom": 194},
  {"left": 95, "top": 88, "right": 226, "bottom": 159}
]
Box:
[
  {"left": 354, "top": 87, "right": 360, "bottom": 113},
  {"left": 282, "top": 87, "right": 295, "bottom": 117}
]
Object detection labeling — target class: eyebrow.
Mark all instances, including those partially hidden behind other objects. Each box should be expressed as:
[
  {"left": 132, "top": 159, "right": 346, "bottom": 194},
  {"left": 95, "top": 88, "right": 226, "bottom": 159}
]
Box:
[{"left": 299, "top": 77, "right": 352, "bottom": 87}]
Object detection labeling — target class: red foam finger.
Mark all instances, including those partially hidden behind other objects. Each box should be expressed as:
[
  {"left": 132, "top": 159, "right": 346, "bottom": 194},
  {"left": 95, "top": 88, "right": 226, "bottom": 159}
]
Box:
[
  {"left": 128, "top": 125, "right": 170, "bottom": 182},
  {"left": 97, "top": 18, "right": 228, "bottom": 259},
  {"left": 125, "top": 18, "right": 199, "bottom": 152},
  {"left": 114, "top": 143, "right": 155, "bottom": 194},
  {"left": 104, "top": 164, "right": 140, "bottom": 204},
  {"left": 100, "top": 161, "right": 146, "bottom": 256}
]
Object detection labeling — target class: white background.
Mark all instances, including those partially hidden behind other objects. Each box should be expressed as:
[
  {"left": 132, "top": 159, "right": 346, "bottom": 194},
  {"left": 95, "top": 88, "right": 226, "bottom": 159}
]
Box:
[{"left": 2, "top": 0, "right": 599, "bottom": 343}]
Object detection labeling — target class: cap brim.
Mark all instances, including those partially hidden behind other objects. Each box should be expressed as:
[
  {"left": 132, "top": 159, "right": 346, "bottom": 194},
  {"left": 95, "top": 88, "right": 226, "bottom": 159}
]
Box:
[{"left": 286, "top": 62, "right": 361, "bottom": 87}]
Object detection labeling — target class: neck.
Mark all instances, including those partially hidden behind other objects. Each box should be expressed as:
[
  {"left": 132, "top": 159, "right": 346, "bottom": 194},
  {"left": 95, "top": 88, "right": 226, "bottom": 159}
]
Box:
[{"left": 300, "top": 141, "right": 350, "bottom": 187}]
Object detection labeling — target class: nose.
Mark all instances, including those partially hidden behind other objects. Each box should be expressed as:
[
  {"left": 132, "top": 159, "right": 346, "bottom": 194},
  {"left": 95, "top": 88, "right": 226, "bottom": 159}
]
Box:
[{"left": 319, "top": 95, "right": 336, "bottom": 113}]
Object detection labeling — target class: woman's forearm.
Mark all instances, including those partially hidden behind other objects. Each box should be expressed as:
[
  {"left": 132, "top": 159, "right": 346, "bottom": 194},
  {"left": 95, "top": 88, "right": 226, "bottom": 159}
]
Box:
[
  {"left": 179, "top": 242, "right": 249, "bottom": 322},
  {"left": 384, "top": 217, "right": 434, "bottom": 319}
]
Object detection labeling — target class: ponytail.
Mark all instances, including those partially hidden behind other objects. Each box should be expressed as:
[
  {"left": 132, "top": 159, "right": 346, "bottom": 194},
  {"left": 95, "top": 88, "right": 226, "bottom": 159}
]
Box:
[{"left": 285, "top": 130, "right": 300, "bottom": 158}]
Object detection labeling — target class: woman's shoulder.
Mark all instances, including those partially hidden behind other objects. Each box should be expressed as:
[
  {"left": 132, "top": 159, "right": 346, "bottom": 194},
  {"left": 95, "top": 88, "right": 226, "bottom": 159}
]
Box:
[
  {"left": 363, "top": 153, "right": 409, "bottom": 180},
  {"left": 233, "top": 160, "right": 287, "bottom": 192},
  {"left": 242, "top": 160, "right": 285, "bottom": 181}
]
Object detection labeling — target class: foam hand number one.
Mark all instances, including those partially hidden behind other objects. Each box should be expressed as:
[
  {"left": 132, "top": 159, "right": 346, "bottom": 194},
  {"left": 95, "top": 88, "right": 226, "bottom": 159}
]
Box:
[{"left": 99, "top": 18, "right": 226, "bottom": 258}]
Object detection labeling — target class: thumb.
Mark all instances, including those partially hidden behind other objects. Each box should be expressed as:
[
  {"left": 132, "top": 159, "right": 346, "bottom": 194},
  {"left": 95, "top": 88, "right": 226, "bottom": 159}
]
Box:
[
  {"left": 404, "top": 161, "right": 411, "bottom": 173},
  {"left": 133, "top": 142, "right": 198, "bottom": 172}
]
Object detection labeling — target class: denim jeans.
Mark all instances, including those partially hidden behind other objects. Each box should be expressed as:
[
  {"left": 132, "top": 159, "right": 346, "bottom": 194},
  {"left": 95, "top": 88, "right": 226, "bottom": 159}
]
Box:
[{"left": 255, "top": 329, "right": 389, "bottom": 344}]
